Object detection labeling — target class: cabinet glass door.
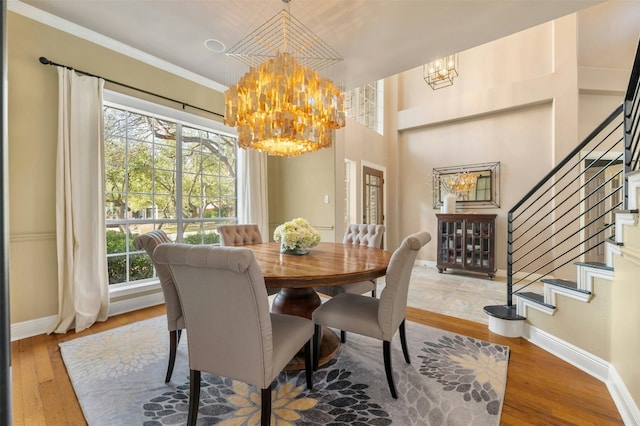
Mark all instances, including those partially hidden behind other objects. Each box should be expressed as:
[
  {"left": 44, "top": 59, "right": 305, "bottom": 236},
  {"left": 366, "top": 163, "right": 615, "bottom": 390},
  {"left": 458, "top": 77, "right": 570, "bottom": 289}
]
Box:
[{"left": 439, "top": 220, "right": 463, "bottom": 266}]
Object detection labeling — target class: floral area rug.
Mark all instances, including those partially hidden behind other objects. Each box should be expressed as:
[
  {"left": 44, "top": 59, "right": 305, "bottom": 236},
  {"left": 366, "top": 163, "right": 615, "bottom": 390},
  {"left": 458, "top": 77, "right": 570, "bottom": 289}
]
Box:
[{"left": 59, "top": 315, "right": 509, "bottom": 425}]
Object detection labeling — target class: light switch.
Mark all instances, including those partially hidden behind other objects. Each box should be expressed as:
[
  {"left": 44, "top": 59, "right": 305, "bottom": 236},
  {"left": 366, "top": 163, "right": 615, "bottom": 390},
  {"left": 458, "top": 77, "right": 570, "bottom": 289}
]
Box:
[{"left": 323, "top": 195, "right": 329, "bottom": 204}]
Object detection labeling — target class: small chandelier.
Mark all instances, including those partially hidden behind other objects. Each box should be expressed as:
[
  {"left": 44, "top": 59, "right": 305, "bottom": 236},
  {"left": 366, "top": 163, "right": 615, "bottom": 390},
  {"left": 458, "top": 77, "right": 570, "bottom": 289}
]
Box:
[
  {"left": 423, "top": 54, "right": 459, "bottom": 90},
  {"left": 448, "top": 171, "right": 475, "bottom": 193},
  {"left": 224, "top": 0, "right": 345, "bottom": 157}
]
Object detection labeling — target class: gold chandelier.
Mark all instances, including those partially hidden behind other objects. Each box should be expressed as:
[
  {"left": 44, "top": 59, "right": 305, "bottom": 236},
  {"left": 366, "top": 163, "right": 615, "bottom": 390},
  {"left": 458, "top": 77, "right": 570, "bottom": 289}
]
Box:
[
  {"left": 224, "top": 0, "right": 345, "bottom": 157},
  {"left": 447, "top": 171, "right": 475, "bottom": 193},
  {"left": 423, "top": 54, "right": 459, "bottom": 90}
]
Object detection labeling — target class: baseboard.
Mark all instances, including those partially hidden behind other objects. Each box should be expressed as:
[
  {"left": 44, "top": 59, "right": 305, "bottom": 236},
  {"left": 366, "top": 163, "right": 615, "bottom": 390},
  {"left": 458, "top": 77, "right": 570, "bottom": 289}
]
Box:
[
  {"left": 525, "top": 324, "right": 639, "bottom": 423},
  {"left": 525, "top": 324, "right": 609, "bottom": 380},
  {"left": 10, "top": 293, "right": 164, "bottom": 341},
  {"left": 608, "top": 366, "right": 640, "bottom": 426},
  {"left": 416, "top": 260, "right": 507, "bottom": 278},
  {"left": 11, "top": 315, "right": 58, "bottom": 342}
]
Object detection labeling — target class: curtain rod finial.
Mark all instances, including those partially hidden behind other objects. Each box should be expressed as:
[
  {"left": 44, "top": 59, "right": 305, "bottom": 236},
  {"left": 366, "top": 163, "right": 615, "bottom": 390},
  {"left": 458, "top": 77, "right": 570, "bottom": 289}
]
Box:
[{"left": 39, "top": 57, "right": 51, "bottom": 65}]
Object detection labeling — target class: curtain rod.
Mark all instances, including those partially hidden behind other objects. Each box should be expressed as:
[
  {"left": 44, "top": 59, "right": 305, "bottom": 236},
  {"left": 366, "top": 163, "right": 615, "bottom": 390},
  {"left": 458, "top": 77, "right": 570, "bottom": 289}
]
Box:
[{"left": 38, "top": 57, "right": 225, "bottom": 118}]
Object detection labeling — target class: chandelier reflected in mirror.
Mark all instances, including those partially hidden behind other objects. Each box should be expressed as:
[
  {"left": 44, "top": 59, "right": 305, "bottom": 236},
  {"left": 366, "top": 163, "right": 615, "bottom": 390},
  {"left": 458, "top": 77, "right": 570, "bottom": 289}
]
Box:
[
  {"left": 423, "top": 54, "right": 459, "bottom": 90},
  {"left": 224, "top": 0, "right": 345, "bottom": 157}
]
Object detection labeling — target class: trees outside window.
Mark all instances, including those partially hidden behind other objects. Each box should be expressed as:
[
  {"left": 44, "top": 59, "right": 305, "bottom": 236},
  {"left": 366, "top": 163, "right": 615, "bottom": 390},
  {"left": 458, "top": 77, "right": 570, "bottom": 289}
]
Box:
[{"left": 104, "top": 104, "right": 237, "bottom": 286}]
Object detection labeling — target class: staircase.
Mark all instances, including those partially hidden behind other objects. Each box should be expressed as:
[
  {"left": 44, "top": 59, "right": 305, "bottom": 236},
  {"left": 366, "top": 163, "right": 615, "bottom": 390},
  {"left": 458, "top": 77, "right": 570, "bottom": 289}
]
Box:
[{"left": 484, "top": 39, "right": 640, "bottom": 338}]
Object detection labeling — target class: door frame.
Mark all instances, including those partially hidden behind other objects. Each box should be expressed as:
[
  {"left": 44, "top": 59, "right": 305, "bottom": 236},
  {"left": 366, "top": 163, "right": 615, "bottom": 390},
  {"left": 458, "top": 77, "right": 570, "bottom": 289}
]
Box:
[{"left": 361, "top": 161, "right": 386, "bottom": 238}]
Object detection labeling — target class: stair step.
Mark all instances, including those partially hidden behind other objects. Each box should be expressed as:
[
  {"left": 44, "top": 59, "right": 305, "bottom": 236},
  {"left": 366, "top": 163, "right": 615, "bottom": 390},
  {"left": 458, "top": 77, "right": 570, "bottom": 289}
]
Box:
[
  {"left": 574, "top": 261, "right": 614, "bottom": 272},
  {"left": 516, "top": 291, "right": 556, "bottom": 309},
  {"left": 483, "top": 304, "right": 525, "bottom": 321},
  {"left": 540, "top": 278, "right": 592, "bottom": 295}
]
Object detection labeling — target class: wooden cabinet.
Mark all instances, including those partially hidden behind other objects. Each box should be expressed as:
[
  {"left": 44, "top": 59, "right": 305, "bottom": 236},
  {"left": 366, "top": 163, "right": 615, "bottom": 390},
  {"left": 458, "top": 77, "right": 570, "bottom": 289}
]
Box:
[{"left": 436, "top": 213, "right": 496, "bottom": 279}]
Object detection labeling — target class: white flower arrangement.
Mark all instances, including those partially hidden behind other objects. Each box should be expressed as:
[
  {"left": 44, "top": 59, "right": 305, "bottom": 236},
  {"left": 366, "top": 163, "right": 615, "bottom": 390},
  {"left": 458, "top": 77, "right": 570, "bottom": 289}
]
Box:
[{"left": 273, "top": 218, "right": 321, "bottom": 251}]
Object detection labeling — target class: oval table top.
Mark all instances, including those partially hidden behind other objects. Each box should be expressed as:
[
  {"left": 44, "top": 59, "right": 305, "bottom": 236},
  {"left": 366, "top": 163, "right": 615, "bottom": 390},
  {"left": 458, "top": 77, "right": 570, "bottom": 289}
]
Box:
[{"left": 245, "top": 242, "right": 392, "bottom": 289}]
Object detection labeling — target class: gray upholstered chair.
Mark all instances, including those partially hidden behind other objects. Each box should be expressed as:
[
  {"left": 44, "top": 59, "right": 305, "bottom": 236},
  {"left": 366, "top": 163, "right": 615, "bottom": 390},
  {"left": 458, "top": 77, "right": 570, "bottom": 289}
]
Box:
[
  {"left": 153, "top": 243, "right": 314, "bottom": 426},
  {"left": 218, "top": 223, "right": 263, "bottom": 246},
  {"left": 316, "top": 224, "right": 385, "bottom": 342},
  {"left": 311, "top": 231, "right": 431, "bottom": 399},
  {"left": 133, "top": 229, "right": 184, "bottom": 383},
  {"left": 218, "top": 223, "right": 280, "bottom": 296}
]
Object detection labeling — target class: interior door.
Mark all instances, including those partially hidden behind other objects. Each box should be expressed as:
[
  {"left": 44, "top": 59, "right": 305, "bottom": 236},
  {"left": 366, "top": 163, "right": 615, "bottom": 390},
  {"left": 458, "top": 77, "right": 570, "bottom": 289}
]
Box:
[{"left": 363, "top": 166, "right": 384, "bottom": 226}]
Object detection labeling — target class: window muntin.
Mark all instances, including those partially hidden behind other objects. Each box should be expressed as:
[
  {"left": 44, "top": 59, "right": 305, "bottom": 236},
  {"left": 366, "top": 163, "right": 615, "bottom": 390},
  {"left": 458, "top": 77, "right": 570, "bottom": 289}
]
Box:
[
  {"left": 345, "top": 80, "right": 384, "bottom": 134},
  {"left": 104, "top": 102, "right": 237, "bottom": 287}
]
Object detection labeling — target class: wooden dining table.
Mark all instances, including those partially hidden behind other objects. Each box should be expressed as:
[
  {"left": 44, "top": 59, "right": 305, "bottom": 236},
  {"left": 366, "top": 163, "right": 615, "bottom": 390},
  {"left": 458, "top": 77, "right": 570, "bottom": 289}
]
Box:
[{"left": 245, "top": 241, "right": 392, "bottom": 369}]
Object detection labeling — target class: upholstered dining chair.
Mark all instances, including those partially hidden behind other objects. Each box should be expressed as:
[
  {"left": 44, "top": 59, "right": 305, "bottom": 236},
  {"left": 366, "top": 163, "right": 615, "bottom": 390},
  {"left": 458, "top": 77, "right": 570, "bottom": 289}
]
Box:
[
  {"left": 316, "top": 223, "right": 385, "bottom": 342},
  {"left": 218, "top": 223, "right": 263, "bottom": 246},
  {"left": 133, "top": 229, "right": 184, "bottom": 383},
  {"left": 218, "top": 223, "right": 280, "bottom": 296},
  {"left": 316, "top": 223, "right": 385, "bottom": 298},
  {"left": 311, "top": 231, "right": 431, "bottom": 399},
  {"left": 153, "top": 243, "right": 314, "bottom": 426}
]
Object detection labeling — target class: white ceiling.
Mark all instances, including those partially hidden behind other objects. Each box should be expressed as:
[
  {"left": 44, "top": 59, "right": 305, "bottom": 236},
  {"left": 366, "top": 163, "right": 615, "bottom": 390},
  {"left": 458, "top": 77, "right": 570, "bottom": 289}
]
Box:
[{"left": 17, "top": 0, "right": 605, "bottom": 90}]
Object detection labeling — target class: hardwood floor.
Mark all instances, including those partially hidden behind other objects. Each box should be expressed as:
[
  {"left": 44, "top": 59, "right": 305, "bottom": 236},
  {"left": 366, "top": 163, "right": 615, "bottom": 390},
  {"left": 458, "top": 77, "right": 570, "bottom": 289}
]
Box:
[{"left": 11, "top": 305, "right": 623, "bottom": 425}]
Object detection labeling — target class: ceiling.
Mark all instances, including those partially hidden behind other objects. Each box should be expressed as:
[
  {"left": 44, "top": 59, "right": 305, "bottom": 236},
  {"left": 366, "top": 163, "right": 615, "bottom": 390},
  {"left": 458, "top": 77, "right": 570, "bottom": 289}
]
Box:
[{"left": 16, "top": 0, "right": 604, "bottom": 91}]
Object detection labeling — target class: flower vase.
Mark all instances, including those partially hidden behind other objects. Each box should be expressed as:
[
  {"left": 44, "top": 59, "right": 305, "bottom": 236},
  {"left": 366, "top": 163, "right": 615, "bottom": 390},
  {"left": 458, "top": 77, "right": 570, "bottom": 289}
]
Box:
[
  {"left": 443, "top": 193, "right": 457, "bottom": 213},
  {"left": 280, "top": 243, "right": 309, "bottom": 255}
]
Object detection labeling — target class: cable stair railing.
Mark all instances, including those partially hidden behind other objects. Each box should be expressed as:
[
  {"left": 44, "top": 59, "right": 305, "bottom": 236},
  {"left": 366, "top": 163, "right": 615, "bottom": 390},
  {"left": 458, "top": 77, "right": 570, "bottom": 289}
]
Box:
[{"left": 485, "top": 39, "right": 640, "bottom": 323}]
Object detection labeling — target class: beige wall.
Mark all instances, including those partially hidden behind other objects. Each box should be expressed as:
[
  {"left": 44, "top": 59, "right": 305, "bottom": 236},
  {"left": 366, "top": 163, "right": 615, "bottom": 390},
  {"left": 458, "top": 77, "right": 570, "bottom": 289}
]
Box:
[
  {"left": 612, "top": 223, "right": 640, "bottom": 407},
  {"left": 398, "top": 103, "right": 553, "bottom": 269},
  {"left": 391, "top": 18, "right": 578, "bottom": 268},
  {"left": 267, "top": 146, "right": 337, "bottom": 243},
  {"left": 8, "top": 12, "right": 225, "bottom": 323}
]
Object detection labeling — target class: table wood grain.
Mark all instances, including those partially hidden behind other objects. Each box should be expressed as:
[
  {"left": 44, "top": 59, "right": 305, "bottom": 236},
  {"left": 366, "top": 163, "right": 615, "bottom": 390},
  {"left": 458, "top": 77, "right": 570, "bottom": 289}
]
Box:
[{"left": 246, "top": 241, "right": 392, "bottom": 289}]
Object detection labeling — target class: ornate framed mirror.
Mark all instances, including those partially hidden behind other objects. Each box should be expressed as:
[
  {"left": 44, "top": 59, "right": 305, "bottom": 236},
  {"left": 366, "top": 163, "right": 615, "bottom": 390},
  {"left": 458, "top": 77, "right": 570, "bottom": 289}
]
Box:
[{"left": 433, "top": 162, "right": 500, "bottom": 208}]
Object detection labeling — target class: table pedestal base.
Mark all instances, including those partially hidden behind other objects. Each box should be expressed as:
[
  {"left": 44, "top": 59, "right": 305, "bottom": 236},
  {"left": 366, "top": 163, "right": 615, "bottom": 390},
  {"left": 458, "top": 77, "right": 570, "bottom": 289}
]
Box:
[
  {"left": 271, "top": 287, "right": 341, "bottom": 371},
  {"left": 283, "top": 326, "right": 340, "bottom": 371}
]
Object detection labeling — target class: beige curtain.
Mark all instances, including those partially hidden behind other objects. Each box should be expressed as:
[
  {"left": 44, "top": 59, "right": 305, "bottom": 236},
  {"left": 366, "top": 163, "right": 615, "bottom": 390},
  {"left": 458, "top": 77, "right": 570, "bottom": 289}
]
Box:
[
  {"left": 48, "top": 68, "right": 109, "bottom": 334},
  {"left": 237, "top": 148, "right": 269, "bottom": 239}
]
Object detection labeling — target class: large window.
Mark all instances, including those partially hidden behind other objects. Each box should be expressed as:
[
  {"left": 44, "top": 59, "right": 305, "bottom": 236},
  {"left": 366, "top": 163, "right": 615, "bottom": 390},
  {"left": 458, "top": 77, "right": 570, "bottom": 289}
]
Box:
[
  {"left": 345, "top": 80, "right": 384, "bottom": 135},
  {"left": 104, "top": 94, "right": 237, "bottom": 288}
]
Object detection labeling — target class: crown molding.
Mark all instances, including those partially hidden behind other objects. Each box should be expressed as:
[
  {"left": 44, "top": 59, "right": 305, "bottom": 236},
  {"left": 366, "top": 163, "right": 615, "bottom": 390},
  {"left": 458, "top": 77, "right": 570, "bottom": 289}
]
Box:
[{"left": 7, "top": 0, "right": 228, "bottom": 93}]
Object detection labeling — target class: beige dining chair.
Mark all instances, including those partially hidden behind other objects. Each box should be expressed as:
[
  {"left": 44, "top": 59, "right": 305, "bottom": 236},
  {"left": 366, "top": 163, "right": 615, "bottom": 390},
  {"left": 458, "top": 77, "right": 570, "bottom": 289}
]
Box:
[
  {"left": 218, "top": 223, "right": 263, "bottom": 246},
  {"left": 317, "top": 224, "right": 385, "bottom": 298},
  {"left": 153, "top": 243, "right": 314, "bottom": 426},
  {"left": 133, "top": 229, "right": 184, "bottom": 383},
  {"left": 316, "top": 223, "right": 385, "bottom": 342},
  {"left": 311, "top": 231, "right": 431, "bottom": 399},
  {"left": 218, "top": 223, "right": 280, "bottom": 296}
]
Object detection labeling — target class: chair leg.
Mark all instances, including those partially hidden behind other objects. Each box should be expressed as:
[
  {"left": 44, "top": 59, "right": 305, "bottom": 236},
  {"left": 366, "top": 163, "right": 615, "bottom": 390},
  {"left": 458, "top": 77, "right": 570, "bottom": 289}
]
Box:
[
  {"left": 188, "top": 369, "right": 201, "bottom": 426},
  {"left": 304, "top": 340, "right": 313, "bottom": 390},
  {"left": 399, "top": 319, "right": 410, "bottom": 364},
  {"left": 165, "top": 330, "right": 178, "bottom": 382},
  {"left": 261, "top": 385, "right": 272, "bottom": 426},
  {"left": 340, "top": 330, "right": 346, "bottom": 343},
  {"left": 313, "top": 324, "right": 321, "bottom": 371},
  {"left": 383, "top": 341, "right": 398, "bottom": 399}
]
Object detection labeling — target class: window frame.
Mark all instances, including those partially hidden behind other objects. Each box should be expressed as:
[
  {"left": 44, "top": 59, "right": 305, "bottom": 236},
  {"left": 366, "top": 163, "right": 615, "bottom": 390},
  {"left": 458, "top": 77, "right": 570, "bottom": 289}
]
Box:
[
  {"left": 103, "top": 90, "right": 238, "bottom": 298},
  {"left": 345, "top": 80, "right": 384, "bottom": 135}
]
